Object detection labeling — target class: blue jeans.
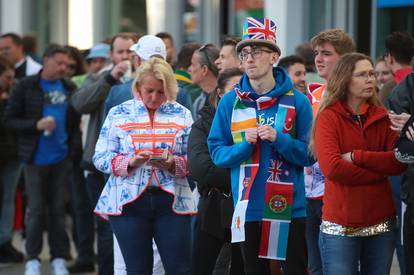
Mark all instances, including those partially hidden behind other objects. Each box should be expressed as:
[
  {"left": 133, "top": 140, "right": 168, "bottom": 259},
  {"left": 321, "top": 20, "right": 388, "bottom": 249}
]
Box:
[
  {"left": 306, "top": 199, "right": 322, "bottom": 275},
  {"left": 319, "top": 231, "right": 395, "bottom": 275},
  {"left": 109, "top": 191, "right": 191, "bottom": 275},
  {"left": 0, "top": 160, "right": 22, "bottom": 245}
]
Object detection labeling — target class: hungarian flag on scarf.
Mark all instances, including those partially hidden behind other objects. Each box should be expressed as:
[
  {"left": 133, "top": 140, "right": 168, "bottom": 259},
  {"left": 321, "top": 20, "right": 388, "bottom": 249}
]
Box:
[
  {"left": 259, "top": 180, "right": 293, "bottom": 260},
  {"left": 259, "top": 220, "right": 290, "bottom": 260}
]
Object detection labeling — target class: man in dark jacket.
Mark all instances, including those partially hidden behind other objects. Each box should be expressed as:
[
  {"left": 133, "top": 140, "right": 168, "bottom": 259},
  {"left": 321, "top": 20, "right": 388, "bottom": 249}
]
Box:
[
  {"left": 386, "top": 31, "right": 414, "bottom": 275},
  {"left": 0, "top": 56, "right": 24, "bottom": 265},
  {"left": 388, "top": 70, "right": 414, "bottom": 275},
  {"left": 3, "top": 44, "right": 80, "bottom": 275}
]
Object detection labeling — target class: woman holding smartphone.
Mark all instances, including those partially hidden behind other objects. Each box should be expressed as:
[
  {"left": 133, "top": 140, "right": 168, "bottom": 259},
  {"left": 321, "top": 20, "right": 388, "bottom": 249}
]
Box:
[{"left": 93, "top": 57, "right": 196, "bottom": 274}]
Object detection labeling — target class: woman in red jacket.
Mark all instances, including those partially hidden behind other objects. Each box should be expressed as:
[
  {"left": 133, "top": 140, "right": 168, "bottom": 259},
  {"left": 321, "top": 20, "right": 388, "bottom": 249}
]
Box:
[{"left": 311, "top": 53, "right": 406, "bottom": 275}]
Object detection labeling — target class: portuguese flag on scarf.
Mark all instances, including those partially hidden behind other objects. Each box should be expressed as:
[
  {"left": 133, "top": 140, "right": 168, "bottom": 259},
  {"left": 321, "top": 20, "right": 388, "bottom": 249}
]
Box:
[
  {"left": 259, "top": 181, "right": 294, "bottom": 260},
  {"left": 262, "top": 182, "right": 293, "bottom": 221}
]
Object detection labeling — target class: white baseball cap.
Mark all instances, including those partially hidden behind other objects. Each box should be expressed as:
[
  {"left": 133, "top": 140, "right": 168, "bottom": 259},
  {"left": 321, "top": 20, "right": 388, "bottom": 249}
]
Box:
[{"left": 129, "top": 35, "right": 167, "bottom": 61}]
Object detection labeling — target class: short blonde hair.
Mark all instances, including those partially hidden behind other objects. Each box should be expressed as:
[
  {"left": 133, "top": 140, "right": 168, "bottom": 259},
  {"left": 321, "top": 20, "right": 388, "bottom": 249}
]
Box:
[{"left": 132, "top": 57, "right": 178, "bottom": 101}]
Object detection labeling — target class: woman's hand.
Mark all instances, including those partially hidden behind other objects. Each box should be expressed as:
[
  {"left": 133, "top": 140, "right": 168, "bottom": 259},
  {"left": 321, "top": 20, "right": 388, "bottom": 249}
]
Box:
[
  {"left": 128, "top": 151, "right": 152, "bottom": 169},
  {"left": 341, "top": 152, "right": 353, "bottom": 163},
  {"left": 149, "top": 153, "right": 175, "bottom": 173}
]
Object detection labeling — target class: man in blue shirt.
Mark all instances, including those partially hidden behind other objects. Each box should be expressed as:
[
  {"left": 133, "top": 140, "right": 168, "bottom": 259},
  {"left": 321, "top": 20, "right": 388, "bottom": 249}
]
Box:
[{"left": 4, "top": 44, "right": 80, "bottom": 275}]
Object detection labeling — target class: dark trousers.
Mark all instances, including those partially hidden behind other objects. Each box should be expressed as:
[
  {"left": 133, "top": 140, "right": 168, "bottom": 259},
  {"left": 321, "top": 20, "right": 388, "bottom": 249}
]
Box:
[
  {"left": 239, "top": 222, "right": 270, "bottom": 275},
  {"left": 24, "top": 158, "right": 71, "bottom": 260},
  {"left": 280, "top": 218, "right": 307, "bottom": 275},
  {"left": 70, "top": 162, "right": 95, "bottom": 263},
  {"left": 85, "top": 171, "right": 113, "bottom": 275},
  {"left": 404, "top": 205, "right": 414, "bottom": 275},
  {"left": 192, "top": 220, "right": 244, "bottom": 275},
  {"left": 390, "top": 175, "right": 406, "bottom": 275},
  {"left": 240, "top": 220, "right": 307, "bottom": 275}
]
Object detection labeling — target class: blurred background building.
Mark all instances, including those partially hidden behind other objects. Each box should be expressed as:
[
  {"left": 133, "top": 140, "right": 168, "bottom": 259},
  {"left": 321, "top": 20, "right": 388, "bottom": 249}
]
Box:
[{"left": 0, "top": 0, "right": 413, "bottom": 58}]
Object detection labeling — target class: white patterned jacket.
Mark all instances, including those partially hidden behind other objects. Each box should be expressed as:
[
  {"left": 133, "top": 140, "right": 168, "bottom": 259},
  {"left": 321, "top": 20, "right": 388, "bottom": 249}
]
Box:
[{"left": 93, "top": 98, "right": 197, "bottom": 218}]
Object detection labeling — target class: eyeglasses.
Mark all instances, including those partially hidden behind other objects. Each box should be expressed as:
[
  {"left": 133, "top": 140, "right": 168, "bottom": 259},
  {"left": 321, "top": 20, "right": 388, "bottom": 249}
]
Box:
[
  {"left": 198, "top": 44, "right": 215, "bottom": 71},
  {"left": 352, "top": 70, "right": 376, "bottom": 80},
  {"left": 238, "top": 48, "right": 274, "bottom": 61}
]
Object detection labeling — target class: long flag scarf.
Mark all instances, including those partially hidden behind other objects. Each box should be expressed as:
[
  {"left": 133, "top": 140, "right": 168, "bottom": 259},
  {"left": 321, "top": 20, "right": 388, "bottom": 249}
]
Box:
[{"left": 230, "top": 85, "right": 297, "bottom": 260}]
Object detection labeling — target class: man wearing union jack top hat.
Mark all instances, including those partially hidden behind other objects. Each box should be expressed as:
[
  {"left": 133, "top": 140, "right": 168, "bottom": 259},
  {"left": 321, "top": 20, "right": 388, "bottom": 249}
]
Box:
[{"left": 208, "top": 17, "right": 314, "bottom": 275}]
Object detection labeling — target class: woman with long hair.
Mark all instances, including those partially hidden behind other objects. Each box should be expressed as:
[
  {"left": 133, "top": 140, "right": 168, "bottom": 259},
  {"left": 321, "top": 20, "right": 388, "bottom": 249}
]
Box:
[{"left": 310, "top": 53, "right": 406, "bottom": 275}]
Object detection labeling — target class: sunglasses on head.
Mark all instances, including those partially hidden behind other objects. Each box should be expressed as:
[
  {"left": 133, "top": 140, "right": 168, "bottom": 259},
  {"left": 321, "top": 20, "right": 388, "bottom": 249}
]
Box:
[{"left": 198, "top": 44, "right": 216, "bottom": 71}]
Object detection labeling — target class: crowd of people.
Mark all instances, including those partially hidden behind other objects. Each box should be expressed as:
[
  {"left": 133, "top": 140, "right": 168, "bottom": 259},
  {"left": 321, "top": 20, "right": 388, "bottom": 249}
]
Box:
[{"left": 0, "top": 16, "right": 413, "bottom": 275}]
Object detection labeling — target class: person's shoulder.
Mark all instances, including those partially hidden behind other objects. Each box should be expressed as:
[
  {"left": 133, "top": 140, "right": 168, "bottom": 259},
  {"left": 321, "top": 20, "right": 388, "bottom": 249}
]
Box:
[
  {"left": 319, "top": 103, "right": 339, "bottom": 119},
  {"left": 163, "top": 101, "right": 192, "bottom": 116},
  {"left": 111, "top": 81, "right": 132, "bottom": 94},
  {"left": 107, "top": 99, "right": 135, "bottom": 116},
  {"left": 291, "top": 88, "right": 308, "bottom": 100},
  {"left": 62, "top": 77, "right": 77, "bottom": 91},
  {"left": 395, "top": 73, "right": 414, "bottom": 91},
  {"left": 368, "top": 104, "right": 389, "bottom": 119},
  {"left": 290, "top": 88, "right": 311, "bottom": 108},
  {"left": 26, "top": 56, "right": 42, "bottom": 70},
  {"left": 219, "top": 89, "right": 237, "bottom": 105},
  {"left": 16, "top": 74, "right": 39, "bottom": 88}
]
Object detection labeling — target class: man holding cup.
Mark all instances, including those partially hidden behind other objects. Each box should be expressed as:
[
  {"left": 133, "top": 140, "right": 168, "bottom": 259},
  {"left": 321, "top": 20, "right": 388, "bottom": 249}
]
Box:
[{"left": 3, "top": 44, "right": 80, "bottom": 275}]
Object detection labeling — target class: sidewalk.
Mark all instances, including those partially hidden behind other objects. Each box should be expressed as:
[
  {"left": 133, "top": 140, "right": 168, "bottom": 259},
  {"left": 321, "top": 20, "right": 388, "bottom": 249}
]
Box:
[
  {"left": 0, "top": 230, "right": 403, "bottom": 275},
  {"left": 0, "top": 231, "right": 96, "bottom": 275}
]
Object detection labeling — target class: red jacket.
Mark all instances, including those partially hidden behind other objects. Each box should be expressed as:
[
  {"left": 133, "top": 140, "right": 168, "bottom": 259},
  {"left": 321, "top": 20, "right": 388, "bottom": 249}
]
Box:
[{"left": 315, "top": 101, "right": 406, "bottom": 227}]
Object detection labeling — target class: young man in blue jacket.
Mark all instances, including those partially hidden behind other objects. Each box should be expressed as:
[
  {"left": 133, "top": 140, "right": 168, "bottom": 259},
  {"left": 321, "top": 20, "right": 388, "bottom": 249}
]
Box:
[{"left": 208, "top": 17, "right": 314, "bottom": 275}]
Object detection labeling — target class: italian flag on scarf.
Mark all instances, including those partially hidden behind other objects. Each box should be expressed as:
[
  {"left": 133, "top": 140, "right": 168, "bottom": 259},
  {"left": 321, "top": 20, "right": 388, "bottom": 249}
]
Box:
[{"left": 230, "top": 86, "right": 296, "bottom": 260}]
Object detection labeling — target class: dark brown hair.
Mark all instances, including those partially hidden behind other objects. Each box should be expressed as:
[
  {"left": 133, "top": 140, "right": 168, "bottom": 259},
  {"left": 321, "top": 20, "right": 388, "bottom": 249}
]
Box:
[{"left": 210, "top": 68, "right": 243, "bottom": 108}]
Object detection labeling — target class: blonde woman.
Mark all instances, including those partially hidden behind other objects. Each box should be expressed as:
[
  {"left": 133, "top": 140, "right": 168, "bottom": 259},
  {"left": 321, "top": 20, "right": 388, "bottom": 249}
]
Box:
[
  {"left": 311, "top": 53, "right": 406, "bottom": 275},
  {"left": 93, "top": 57, "right": 196, "bottom": 274}
]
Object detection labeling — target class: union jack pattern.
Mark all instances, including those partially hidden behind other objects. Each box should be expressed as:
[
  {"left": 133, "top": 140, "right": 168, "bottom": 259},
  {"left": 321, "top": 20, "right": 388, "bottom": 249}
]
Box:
[
  {"left": 234, "top": 87, "right": 254, "bottom": 102},
  {"left": 268, "top": 159, "right": 283, "bottom": 182},
  {"left": 243, "top": 17, "right": 277, "bottom": 42}
]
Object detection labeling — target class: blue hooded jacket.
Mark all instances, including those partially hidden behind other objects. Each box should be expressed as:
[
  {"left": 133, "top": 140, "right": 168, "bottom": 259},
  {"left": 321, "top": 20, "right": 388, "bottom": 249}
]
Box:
[{"left": 208, "top": 67, "right": 314, "bottom": 221}]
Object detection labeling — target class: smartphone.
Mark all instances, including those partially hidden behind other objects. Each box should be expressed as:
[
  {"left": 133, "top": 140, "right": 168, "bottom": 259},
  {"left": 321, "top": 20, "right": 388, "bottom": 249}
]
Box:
[{"left": 149, "top": 149, "right": 168, "bottom": 160}]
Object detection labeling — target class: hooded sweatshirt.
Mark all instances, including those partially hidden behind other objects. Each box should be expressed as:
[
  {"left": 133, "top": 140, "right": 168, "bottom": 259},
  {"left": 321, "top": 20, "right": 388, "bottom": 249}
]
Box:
[{"left": 208, "top": 67, "right": 314, "bottom": 221}]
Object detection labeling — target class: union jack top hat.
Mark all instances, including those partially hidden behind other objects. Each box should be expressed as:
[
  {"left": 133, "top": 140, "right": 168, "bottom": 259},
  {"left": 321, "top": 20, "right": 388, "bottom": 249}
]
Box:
[{"left": 236, "top": 17, "right": 281, "bottom": 55}]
